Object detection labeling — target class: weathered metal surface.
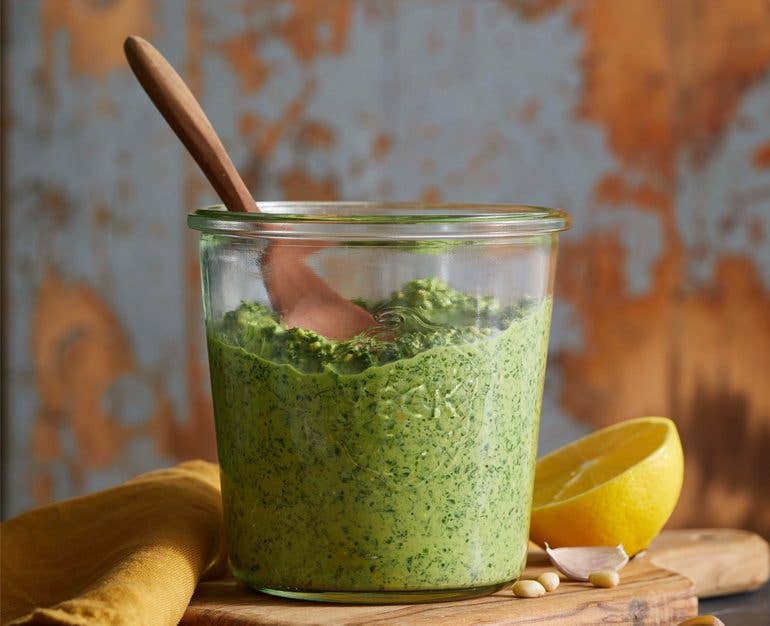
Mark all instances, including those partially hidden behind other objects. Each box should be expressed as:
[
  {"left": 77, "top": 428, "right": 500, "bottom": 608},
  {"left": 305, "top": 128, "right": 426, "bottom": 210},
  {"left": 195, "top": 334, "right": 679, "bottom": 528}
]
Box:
[{"left": 4, "top": 0, "right": 770, "bottom": 538}]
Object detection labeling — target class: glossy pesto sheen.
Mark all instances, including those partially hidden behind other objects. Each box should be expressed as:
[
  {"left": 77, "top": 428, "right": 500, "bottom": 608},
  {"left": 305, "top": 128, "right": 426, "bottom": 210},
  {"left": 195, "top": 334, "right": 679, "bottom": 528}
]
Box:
[{"left": 208, "top": 278, "right": 552, "bottom": 592}]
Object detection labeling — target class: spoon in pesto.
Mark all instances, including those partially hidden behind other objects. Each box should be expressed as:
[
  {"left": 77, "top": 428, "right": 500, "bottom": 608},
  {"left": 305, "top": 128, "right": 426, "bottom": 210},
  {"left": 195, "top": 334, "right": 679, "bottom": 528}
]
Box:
[{"left": 124, "top": 36, "right": 375, "bottom": 340}]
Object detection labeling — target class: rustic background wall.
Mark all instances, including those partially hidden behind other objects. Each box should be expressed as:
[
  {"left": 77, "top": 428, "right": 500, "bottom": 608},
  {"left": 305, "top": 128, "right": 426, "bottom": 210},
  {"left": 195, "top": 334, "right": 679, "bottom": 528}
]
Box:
[{"left": 3, "top": 0, "right": 770, "bottom": 538}]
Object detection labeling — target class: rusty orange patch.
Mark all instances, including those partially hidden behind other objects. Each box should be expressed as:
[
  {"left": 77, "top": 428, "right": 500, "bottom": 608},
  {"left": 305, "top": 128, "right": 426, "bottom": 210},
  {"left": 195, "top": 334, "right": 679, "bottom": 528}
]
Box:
[
  {"left": 517, "top": 97, "right": 541, "bottom": 125},
  {"left": 504, "top": 0, "right": 569, "bottom": 20},
  {"left": 277, "top": 0, "right": 353, "bottom": 63},
  {"left": 279, "top": 168, "right": 338, "bottom": 201},
  {"left": 751, "top": 140, "right": 770, "bottom": 169},
  {"left": 297, "top": 121, "right": 337, "bottom": 150},
  {"left": 574, "top": 0, "right": 770, "bottom": 177},
  {"left": 237, "top": 75, "right": 316, "bottom": 191},
  {"left": 219, "top": 30, "right": 271, "bottom": 94},
  {"left": 239, "top": 112, "right": 264, "bottom": 138},
  {"left": 256, "top": 82, "right": 315, "bottom": 160},
  {"left": 40, "top": 0, "right": 154, "bottom": 81},
  {"left": 371, "top": 133, "right": 393, "bottom": 161},
  {"left": 594, "top": 173, "right": 669, "bottom": 214},
  {"left": 33, "top": 271, "right": 134, "bottom": 472},
  {"left": 420, "top": 186, "right": 442, "bottom": 203}
]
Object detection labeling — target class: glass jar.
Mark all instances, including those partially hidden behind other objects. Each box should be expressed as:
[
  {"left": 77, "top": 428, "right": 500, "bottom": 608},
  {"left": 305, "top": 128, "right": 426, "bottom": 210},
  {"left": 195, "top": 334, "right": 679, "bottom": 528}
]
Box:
[{"left": 188, "top": 203, "right": 570, "bottom": 603}]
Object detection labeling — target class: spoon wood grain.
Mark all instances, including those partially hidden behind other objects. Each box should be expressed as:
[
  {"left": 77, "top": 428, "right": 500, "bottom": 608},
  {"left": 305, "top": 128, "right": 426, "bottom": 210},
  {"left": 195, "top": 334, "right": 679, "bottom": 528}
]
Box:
[{"left": 124, "top": 36, "right": 375, "bottom": 340}]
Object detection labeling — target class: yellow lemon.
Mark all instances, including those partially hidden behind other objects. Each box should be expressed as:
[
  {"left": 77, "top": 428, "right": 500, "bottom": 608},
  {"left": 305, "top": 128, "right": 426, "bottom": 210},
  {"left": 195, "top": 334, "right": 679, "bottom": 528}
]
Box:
[{"left": 530, "top": 417, "right": 683, "bottom": 556}]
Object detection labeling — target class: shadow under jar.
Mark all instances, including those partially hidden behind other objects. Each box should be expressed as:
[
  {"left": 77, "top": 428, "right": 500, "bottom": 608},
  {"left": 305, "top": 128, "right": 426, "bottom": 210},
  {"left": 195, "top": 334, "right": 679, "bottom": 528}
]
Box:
[{"left": 188, "top": 203, "right": 570, "bottom": 604}]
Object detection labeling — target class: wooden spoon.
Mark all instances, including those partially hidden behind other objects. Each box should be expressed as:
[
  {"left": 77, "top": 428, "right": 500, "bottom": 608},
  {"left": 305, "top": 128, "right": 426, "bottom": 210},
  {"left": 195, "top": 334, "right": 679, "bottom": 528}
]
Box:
[{"left": 123, "top": 36, "right": 375, "bottom": 340}]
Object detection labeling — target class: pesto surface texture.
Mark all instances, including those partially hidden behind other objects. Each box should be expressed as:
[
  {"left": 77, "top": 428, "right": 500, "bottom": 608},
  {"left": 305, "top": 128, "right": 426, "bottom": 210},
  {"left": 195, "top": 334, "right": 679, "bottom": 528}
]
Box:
[{"left": 208, "top": 278, "right": 552, "bottom": 592}]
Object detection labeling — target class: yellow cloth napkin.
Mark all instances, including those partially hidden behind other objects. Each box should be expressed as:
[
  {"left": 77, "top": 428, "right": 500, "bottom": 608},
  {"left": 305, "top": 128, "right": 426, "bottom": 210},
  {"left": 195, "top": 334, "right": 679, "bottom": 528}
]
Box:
[{"left": 1, "top": 461, "right": 227, "bottom": 626}]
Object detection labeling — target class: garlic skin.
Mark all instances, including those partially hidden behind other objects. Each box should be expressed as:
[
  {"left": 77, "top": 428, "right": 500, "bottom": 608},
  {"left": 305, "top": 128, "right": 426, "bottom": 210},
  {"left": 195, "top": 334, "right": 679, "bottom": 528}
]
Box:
[{"left": 544, "top": 543, "right": 629, "bottom": 581}]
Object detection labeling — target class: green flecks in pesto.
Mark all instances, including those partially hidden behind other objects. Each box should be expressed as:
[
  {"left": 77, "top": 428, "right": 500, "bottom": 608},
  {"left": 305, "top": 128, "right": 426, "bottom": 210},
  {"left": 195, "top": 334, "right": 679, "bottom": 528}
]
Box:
[{"left": 208, "top": 278, "right": 552, "bottom": 592}]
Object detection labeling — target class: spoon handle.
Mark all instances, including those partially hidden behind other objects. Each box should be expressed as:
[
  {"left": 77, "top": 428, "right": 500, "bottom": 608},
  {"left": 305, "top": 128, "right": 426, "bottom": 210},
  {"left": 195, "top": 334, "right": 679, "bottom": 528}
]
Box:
[{"left": 124, "top": 36, "right": 255, "bottom": 213}]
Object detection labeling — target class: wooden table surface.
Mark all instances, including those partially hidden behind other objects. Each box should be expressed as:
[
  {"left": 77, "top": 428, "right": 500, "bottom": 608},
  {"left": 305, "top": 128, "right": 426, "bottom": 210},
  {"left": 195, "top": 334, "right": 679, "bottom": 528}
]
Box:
[{"left": 181, "top": 529, "right": 770, "bottom": 625}]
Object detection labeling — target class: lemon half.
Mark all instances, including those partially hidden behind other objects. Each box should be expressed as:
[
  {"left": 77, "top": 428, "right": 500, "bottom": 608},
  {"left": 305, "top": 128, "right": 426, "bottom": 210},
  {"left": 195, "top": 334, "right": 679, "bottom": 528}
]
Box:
[{"left": 530, "top": 417, "right": 683, "bottom": 556}]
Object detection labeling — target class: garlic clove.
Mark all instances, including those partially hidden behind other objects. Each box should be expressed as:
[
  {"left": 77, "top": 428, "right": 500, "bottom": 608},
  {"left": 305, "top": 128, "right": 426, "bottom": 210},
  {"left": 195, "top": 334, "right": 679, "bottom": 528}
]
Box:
[{"left": 544, "top": 543, "right": 629, "bottom": 581}]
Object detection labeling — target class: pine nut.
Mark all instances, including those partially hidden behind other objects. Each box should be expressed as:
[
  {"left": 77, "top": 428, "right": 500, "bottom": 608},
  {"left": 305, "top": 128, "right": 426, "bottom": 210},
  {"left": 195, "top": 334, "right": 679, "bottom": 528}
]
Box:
[
  {"left": 588, "top": 569, "right": 620, "bottom": 588},
  {"left": 537, "top": 571, "right": 560, "bottom": 592},
  {"left": 512, "top": 579, "right": 547, "bottom": 598}
]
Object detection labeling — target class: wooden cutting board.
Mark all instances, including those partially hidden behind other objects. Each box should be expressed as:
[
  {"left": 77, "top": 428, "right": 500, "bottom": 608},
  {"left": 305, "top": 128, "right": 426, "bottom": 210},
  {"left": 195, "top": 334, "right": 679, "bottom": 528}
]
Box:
[{"left": 182, "top": 529, "right": 769, "bottom": 625}]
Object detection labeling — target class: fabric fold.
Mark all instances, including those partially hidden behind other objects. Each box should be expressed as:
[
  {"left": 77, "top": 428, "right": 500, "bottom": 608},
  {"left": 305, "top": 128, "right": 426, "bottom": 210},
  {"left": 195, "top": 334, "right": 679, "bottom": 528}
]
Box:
[{"left": 1, "top": 461, "right": 227, "bottom": 626}]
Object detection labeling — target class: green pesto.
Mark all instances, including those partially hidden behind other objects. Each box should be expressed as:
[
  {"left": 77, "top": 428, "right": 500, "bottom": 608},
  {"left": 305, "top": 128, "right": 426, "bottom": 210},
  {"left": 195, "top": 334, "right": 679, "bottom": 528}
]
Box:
[{"left": 208, "top": 278, "right": 552, "bottom": 592}]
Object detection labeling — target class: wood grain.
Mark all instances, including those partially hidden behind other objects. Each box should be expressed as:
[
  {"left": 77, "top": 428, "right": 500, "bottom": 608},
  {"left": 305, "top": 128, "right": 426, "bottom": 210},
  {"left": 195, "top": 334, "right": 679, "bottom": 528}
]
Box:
[
  {"left": 647, "top": 528, "right": 770, "bottom": 598},
  {"left": 181, "top": 529, "right": 769, "bottom": 625},
  {"left": 183, "top": 561, "right": 695, "bottom": 626},
  {"left": 180, "top": 541, "right": 687, "bottom": 624}
]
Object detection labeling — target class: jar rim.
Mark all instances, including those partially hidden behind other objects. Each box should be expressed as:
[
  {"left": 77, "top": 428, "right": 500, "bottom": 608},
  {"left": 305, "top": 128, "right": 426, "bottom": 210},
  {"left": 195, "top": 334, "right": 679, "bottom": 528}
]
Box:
[{"left": 187, "top": 202, "right": 571, "bottom": 239}]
